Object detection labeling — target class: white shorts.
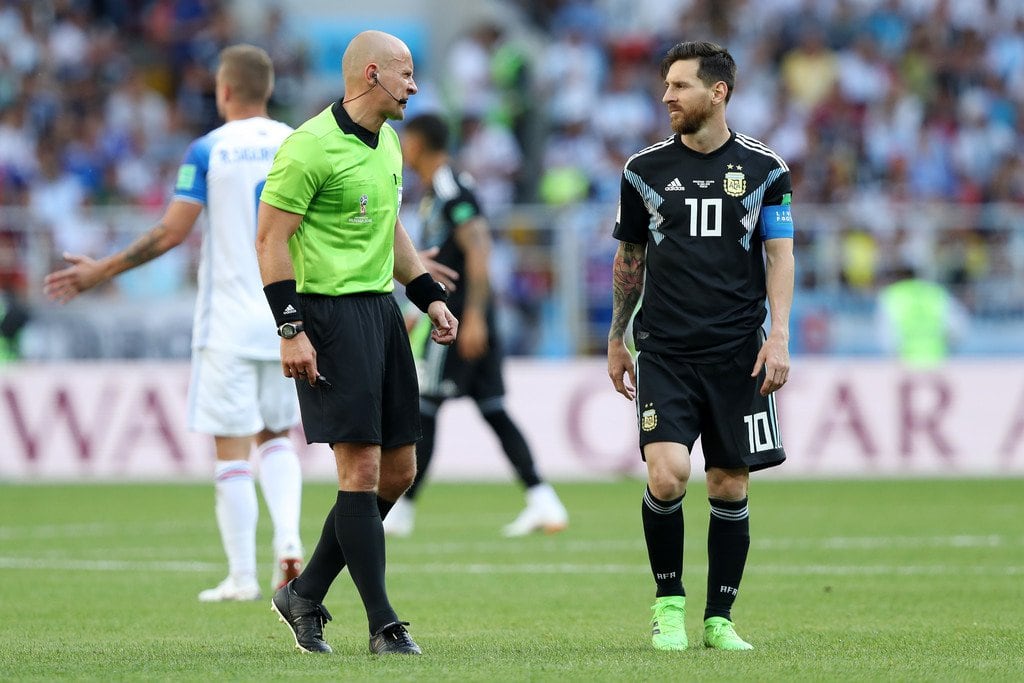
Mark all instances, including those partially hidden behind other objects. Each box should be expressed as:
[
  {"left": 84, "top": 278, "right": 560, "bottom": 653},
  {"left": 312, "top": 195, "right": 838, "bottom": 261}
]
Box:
[{"left": 187, "top": 348, "right": 299, "bottom": 437}]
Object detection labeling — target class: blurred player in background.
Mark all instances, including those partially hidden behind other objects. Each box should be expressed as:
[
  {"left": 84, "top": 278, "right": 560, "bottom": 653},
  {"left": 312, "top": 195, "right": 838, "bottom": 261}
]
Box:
[
  {"left": 256, "top": 30, "right": 456, "bottom": 656},
  {"left": 385, "top": 112, "right": 568, "bottom": 538},
  {"left": 607, "top": 41, "right": 794, "bottom": 652},
  {"left": 43, "top": 45, "right": 304, "bottom": 602},
  {"left": 875, "top": 263, "right": 969, "bottom": 368}
]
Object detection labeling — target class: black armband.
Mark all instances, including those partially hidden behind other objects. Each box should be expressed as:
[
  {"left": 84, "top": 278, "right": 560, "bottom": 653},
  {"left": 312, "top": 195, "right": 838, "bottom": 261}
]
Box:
[
  {"left": 263, "top": 279, "right": 303, "bottom": 326},
  {"left": 405, "top": 272, "right": 448, "bottom": 313}
]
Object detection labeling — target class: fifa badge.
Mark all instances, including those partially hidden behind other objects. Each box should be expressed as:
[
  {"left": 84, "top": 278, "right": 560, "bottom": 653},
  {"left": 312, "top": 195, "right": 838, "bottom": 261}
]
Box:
[{"left": 359, "top": 194, "right": 369, "bottom": 215}]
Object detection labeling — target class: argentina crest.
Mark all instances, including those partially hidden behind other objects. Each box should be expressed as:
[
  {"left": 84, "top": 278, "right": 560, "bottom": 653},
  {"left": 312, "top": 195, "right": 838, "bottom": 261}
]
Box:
[
  {"left": 724, "top": 165, "right": 745, "bottom": 197},
  {"left": 641, "top": 403, "right": 658, "bottom": 432}
]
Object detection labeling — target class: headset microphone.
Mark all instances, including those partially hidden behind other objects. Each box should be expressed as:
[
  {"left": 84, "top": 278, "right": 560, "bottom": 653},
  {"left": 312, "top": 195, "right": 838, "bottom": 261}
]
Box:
[{"left": 373, "top": 71, "right": 408, "bottom": 105}]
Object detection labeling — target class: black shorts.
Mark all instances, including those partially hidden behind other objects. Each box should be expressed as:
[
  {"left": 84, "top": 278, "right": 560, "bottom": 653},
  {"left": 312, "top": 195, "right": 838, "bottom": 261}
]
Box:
[
  {"left": 635, "top": 330, "right": 785, "bottom": 472},
  {"left": 295, "top": 293, "right": 420, "bottom": 448},
  {"left": 415, "top": 315, "right": 505, "bottom": 405}
]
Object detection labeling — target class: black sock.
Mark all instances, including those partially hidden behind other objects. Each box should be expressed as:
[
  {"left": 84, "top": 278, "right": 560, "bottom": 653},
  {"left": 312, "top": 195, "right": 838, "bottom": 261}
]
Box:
[
  {"left": 292, "top": 502, "right": 342, "bottom": 603},
  {"left": 334, "top": 490, "right": 398, "bottom": 633},
  {"left": 377, "top": 496, "right": 395, "bottom": 519},
  {"left": 642, "top": 487, "right": 685, "bottom": 597},
  {"left": 705, "top": 497, "right": 750, "bottom": 621},
  {"left": 405, "top": 401, "right": 439, "bottom": 501},
  {"left": 482, "top": 408, "right": 541, "bottom": 488},
  {"left": 291, "top": 495, "right": 397, "bottom": 604}
]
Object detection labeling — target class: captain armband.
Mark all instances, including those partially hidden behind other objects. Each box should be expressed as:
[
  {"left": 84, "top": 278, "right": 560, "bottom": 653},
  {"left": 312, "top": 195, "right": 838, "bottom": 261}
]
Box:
[{"left": 760, "top": 203, "right": 794, "bottom": 240}]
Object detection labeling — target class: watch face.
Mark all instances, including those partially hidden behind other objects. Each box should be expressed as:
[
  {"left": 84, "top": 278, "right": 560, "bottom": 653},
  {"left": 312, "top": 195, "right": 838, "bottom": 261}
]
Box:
[{"left": 280, "top": 323, "right": 299, "bottom": 339}]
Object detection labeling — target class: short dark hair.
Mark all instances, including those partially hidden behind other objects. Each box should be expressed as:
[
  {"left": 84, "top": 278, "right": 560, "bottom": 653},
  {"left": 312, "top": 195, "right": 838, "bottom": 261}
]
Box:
[
  {"left": 219, "top": 44, "right": 274, "bottom": 104},
  {"left": 404, "top": 113, "right": 449, "bottom": 152},
  {"left": 660, "top": 41, "right": 736, "bottom": 102}
]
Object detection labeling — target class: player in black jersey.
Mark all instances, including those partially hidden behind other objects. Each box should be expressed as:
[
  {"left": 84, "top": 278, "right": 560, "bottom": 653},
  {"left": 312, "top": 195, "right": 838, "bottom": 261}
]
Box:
[
  {"left": 383, "top": 113, "right": 568, "bottom": 539},
  {"left": 607, "top": 41, "right": 795, "bottom": 652}
]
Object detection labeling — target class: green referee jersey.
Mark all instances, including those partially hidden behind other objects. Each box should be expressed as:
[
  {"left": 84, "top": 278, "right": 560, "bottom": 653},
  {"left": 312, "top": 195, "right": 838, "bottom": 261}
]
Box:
[{"left": 261, "top": 101, "right": 403, "bottom": 296}]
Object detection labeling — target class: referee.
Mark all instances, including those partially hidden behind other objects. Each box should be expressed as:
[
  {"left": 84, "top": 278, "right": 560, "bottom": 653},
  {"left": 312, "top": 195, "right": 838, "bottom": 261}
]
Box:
[
  {"left": 256, "top": 30, "right": 457, "bottom": 656},
  {"left": 607, "top": 41, "right": 794, "bottom": 652}
]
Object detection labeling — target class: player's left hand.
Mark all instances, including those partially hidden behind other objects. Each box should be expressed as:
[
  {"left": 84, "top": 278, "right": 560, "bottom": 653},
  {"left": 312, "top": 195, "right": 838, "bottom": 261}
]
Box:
[
  {"left": 427, "top": 300, "right": 458, "bottom": 345},
  {"left": 752, "top": 332, "right": 790, "bottom": 396},
  {"left": 607, "top": 339, "right": 637, "bottom": 401}
]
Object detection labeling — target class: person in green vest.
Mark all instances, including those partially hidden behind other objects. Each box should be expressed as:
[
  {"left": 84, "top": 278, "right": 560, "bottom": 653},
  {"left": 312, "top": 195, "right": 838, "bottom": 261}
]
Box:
[{"left": 876, "top": 265, "right": 968, "bottom": 367}]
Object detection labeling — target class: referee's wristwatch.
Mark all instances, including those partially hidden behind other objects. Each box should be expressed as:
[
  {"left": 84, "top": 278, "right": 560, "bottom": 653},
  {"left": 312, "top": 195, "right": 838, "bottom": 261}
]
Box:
[{"left": 277, "top": 321, "right": 304, "bottom": 339}]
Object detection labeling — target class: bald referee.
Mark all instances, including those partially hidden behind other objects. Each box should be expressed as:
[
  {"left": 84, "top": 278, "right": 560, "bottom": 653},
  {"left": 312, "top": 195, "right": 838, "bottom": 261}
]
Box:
[{"left": 256, "top": 30, "right": 457, "bottom": 656}]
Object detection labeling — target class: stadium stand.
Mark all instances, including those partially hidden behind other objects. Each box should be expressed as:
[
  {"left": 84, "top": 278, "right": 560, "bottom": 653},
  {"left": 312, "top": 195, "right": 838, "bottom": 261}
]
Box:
[{"left": 4, "top": 0, "right": 1024, "bottom": 358}]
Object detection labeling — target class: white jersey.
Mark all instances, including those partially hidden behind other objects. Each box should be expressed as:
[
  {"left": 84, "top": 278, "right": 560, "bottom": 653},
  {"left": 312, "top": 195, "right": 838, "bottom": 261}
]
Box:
[{"left": 173, "top": 117, "right": 293, "bottom": 359}]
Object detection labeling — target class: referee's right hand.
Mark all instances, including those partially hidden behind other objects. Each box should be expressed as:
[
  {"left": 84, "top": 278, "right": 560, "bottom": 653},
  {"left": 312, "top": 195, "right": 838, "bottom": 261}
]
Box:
[{"left": 280, "top": 332, "right": 318, "bottom": 386}]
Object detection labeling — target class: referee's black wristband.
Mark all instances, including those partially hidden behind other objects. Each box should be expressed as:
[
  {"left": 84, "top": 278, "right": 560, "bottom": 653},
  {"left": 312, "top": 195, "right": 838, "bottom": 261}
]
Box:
[
  {"left": 405, "top": 272, "right": 448, "bottom": 313},
  {"left": 263, "top": 279, "right": 303, "bottom": 327}
]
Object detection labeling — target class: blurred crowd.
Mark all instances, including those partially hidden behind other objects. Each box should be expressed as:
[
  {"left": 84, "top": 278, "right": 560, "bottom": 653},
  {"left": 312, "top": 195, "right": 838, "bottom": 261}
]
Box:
[
  {"left": 435, "top": 0, "right": 1024, "bottom": 353},
  {"left": 0, "top": 0, "right": 312, "bottom": 299},
  {"left": 3, "top": 0, "right": 1024, "bottom": 359},
  {"left": 490, "top": 0, "right": 1024, "bottom": 211}
]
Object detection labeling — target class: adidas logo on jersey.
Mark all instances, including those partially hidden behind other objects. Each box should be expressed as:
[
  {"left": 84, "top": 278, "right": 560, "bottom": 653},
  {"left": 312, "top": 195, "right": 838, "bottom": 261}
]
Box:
[
  {"left": 283, "top": 304, "right": 297, "bottom": 315},
  {"left": 664, "top": 178, "right": 685, "bottom": 191}
]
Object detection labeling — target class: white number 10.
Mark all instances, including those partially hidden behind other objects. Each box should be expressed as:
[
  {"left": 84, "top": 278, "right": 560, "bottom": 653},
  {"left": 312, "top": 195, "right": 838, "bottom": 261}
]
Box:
[
  {"left": 743, "top": 411, "right": 775, "bottom": 453},
  {"left": 684, "top": 197, "right": 722, "bottom": 237}
]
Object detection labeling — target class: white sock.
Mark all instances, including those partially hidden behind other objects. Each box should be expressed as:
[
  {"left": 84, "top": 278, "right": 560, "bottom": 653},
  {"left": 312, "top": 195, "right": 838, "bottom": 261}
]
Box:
[
  {"left": 256, "top": 437, "right": 303, "bottom": 558},
  {"left": 527, "top": 482, "right": 556, "bottom": 506},
  {"left": 214, "top": 460, "right": 258, "bottom": 581}
]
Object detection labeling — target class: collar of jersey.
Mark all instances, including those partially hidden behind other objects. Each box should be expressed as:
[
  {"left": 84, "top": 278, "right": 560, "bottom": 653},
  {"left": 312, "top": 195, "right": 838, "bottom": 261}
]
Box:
[
  {"left": 676, "top": 130, "right": 735, "bottom": 159},
  {"left": 332, "top": 100, "right": 380, "bottom": 149}
]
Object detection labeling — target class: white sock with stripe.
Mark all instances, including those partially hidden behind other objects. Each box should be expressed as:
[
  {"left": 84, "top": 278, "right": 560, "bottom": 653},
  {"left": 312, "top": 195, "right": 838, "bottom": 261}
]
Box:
[
  {"left": 256, "top": 437, "right": 303, "bottom": 559},
  {"left": 213, "top": 459, "right": 258, "bottom": 581}
]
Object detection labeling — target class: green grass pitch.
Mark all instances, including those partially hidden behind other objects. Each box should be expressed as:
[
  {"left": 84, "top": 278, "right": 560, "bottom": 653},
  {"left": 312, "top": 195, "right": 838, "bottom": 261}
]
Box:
[{"left": 1, "top": 477, "right": 1022, "bottom": 681}]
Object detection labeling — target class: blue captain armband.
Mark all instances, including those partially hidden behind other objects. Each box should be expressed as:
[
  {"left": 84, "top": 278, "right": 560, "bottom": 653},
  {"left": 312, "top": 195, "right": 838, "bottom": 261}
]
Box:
[{"left": 760, "top": 203, "right": 794, "bottom": 239}]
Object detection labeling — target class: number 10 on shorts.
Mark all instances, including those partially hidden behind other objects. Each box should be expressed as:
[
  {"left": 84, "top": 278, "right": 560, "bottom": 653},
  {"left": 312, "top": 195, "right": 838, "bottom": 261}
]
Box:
[{"left": 743, "top": 411, "right": 776, "bottom": 453}]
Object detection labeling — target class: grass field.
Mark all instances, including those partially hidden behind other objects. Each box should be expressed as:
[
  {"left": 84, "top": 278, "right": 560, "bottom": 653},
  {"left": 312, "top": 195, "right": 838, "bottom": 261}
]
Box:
[{"left": 1, "top": 477, "right": 1022, "bottom": 681}]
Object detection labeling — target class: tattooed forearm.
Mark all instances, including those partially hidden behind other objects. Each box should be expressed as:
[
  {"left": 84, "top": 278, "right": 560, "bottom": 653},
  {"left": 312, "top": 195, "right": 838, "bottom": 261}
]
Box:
[
  {"left": 608, "top": 241, "right": 645, "bottom": 341},
  {"left": 123, "top": 224, "right": 168, "bottom": 267}
]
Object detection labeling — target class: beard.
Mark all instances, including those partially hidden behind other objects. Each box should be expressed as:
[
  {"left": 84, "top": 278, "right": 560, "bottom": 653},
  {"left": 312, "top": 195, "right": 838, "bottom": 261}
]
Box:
[{"left": 670, "top": 98, "right": 714, "bottom": 135}]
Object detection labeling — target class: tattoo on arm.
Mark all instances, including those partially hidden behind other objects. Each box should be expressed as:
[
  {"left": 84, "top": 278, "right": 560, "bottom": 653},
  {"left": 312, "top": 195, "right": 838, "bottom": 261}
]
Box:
[
  {"left": 123, "top": 224, "right": 168, "bottom": 267},
  {"left": 609, "top": 242, "right": 645, "bottom": 341}
]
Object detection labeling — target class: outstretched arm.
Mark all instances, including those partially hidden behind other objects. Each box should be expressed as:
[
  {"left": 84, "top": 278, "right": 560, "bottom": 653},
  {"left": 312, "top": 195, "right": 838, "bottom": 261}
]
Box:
[
  {"left": 43, "top": 200, "right": 201, "bottom": 303},
  {"left": 607, "top": 240, "right": 645, "bottom": 400}
]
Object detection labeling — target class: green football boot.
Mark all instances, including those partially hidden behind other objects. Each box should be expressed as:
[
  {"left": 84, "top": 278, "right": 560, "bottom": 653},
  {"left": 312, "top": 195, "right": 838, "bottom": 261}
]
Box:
[
  {"left": 703, "top": 616, "right": 754, "bottom": 651},
  {"left": 650, "top": 596, "right": 688, "bottom": 651}
]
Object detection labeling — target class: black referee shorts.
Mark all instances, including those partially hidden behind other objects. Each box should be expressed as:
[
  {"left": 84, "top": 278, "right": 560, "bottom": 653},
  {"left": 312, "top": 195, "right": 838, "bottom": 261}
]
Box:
[
  {"left": 635, "top": 330, "right": 786, "bottom": 472},
  {"left": 295, "top": 292, "right": 420, "bottom": 448}
]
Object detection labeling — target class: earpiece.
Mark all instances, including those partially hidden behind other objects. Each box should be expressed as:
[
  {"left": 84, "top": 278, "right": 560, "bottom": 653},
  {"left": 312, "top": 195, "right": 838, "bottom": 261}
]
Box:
[{"left": 372, "top": 71, "right": 379, "bottom": 82}]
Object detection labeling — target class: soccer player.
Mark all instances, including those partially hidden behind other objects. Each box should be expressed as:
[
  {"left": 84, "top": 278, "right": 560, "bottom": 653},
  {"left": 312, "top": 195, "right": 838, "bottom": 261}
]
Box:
[
  {"left": 256, "top": 30, "right": 457, "bottom": 656},
  {"left": 606, "top": 41, "right": 794, "bottom": 651},
  {"left": 384, "top": 112, "right": 568, "bottom": 538},
  {"left": 43, "top": 45, "right": 305, "bottom": 601}
]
